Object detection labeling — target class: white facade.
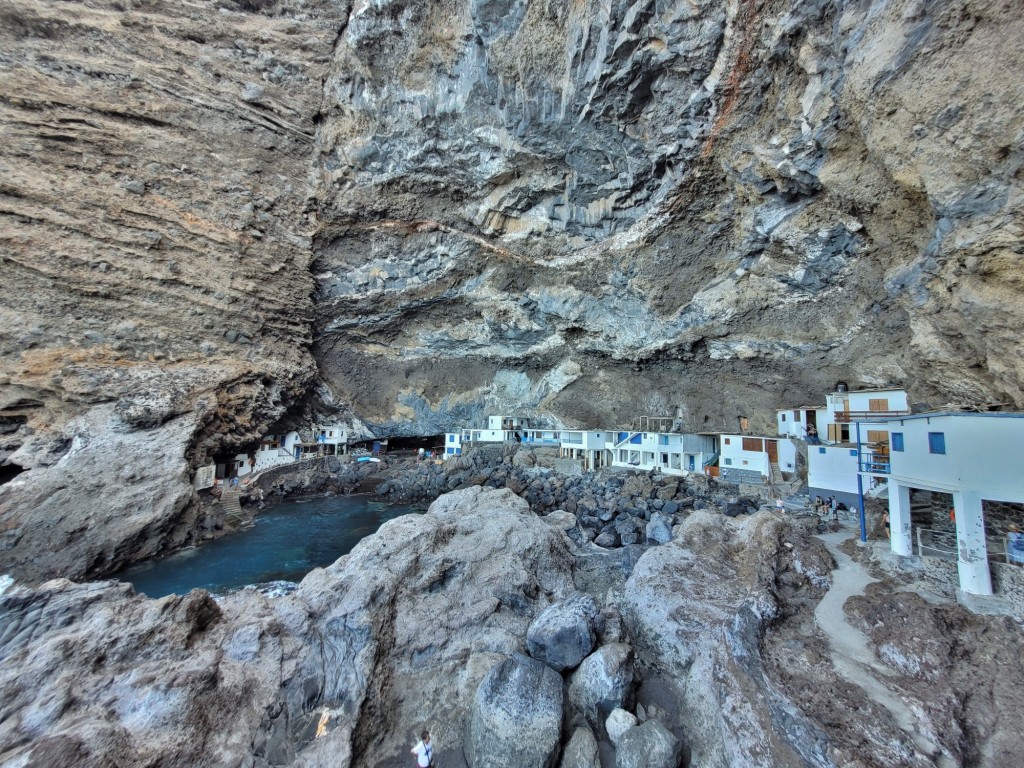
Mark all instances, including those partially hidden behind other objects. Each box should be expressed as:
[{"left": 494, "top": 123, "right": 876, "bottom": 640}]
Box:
[
  {"left": 315, "top": 424, "right": 349, "bottom": 454},
  {"left": 443, "top": 431, "right": 464, "bottom": 459},
  {"left": 866, "top": 412, "right": 1024, "bottom": 596},
  {"left": 487, "top": 416, "right": 532, "bottom": 431},
  {"left": 776, "top": 407, "right": 825, "bottom": 439},
  {"left": 822, "top": 388, "right": 909, "bottom": 444},
  {"left": 253, "top": 431, "right": 302, "bottom": 472},
  {"left": 720, "top": 435, "right": 798, "bottom": 477},
  {"left": 807, "top": 445, "right": 861, "bottom": 507},
  {"left": 605, "top": 432, "right": 718, "bottom": 476},
  {"left": 560, "top": 430, "right": 610, "bottom": 471}
]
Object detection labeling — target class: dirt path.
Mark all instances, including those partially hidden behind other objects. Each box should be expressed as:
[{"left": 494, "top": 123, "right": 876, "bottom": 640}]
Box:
[{"left": 814, "top": 531, "right": 955, "bottom": 768}]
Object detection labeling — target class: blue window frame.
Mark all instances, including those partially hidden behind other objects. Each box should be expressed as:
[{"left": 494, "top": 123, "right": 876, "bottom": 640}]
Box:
[
  {"left": 928, "top": 432, "right": 946, "bottom": 454},
  {"left": 446, "top": 447, "right": 454, "bottom": 454},
  {"left": 891, "top": 432, "right": 904, "bottom": 452},
  {"left": 724, "top": 458, "right": 733, "bottom": 466},
  {"left": 849, "top": 449, "right": 858, "bottom": 457},
  {"left": 819, "top": 447, "right": 826, "bottom": 454}
]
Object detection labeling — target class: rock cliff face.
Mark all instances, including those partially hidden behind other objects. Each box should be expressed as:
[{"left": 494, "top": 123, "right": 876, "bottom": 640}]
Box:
[
  {"left": 1, "top": 0, "right": 1023, "bottom": 576},
  {"left": 0, "top": 0, "right": 341, "bottom": 577},
  {"left": 312, "top": 0, "right": 1024, "bottom": 432}
]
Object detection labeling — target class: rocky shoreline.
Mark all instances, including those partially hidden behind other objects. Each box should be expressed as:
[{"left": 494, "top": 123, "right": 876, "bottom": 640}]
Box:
[
  {"left": 252, "top": 444, "right": 774, "bottom": 551},
  {"left": 3, "top": 476, "right": 1021, "bottom": 767}
]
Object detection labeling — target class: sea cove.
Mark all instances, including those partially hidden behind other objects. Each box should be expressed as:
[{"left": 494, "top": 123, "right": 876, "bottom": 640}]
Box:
[{"left": 117, "top": 496, "right": 423, "bottom": 598}]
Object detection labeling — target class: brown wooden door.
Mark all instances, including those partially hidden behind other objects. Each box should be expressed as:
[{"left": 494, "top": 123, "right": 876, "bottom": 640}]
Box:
[{"left": 766, "top": 440, "right": 778, "bottom": 463}]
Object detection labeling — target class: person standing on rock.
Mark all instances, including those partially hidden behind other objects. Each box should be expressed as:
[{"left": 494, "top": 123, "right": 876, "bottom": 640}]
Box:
[{"left": 411, "top": 730, "right": 433, "bottom": 767}]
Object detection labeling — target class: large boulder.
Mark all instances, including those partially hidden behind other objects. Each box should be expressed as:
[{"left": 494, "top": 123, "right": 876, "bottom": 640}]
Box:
[
  {"left": 526, "top": 592, "right": 604, "bottom": 671},
  {"left": 615, "top": 720, "right": 681, "bottom": 768},
  {"left": 646, "top": 513, "right": 673, "bottom": 545},
  {"left": 559, "top": 726, "right": 601, "bottom": 768},
  {"left": 466, "top": 654, "right": 564, "bottom": 768},
  {"left": 568, "top": 643, "right": 635, "bottom": 728}
]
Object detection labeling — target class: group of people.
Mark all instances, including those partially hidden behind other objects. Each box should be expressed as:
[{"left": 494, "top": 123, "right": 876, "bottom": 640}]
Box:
[{"left": 814, "top": 495, "right": 841, "bottom": 521}]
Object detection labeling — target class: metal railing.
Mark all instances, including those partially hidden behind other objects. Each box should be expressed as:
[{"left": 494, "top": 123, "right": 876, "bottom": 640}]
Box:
[
  {"left": 834, "top": 410, "right": 911, "bottom": 423},
  {"left": 858, "top": 452, "right": 891, "bottom": 474}
]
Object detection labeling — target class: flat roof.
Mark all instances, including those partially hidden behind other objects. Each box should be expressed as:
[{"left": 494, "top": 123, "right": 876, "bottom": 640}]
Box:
[
  {"left": 864, "top": 410, "right": 1024, "bottom": 422},
  {"left": 828, "top": 387, "right": 907, "bottom": 394}
]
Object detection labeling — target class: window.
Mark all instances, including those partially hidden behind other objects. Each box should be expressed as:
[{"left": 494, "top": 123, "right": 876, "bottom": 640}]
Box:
[
  {"left": 849, "top": 449, "right": 858, "bottom": 457},
  {"left": 928, "top": 432, "right": 946, "bottom": 454},
  {"left": 891, "top": 432, "right": 904, "bottom": 452},
  {"left": 742, "top": 437, "right": 763, "bottom": 452},
  {"left": 659, "top": 435, "right": 669, "bottom": 445},
  {"left": 724, "top": 437, "right": 731, "bottom": 445},
  {"left": 868, "top": 398, "right": 889, "bottom": 412},
  {"left": 449, "top": 435, "right": 455, "bottom": 442},
  {"left": 781, "top": 414, "right": 787, "bottom": 422},
  {"left": 793, "top": 409, "right": 800, "bottom": 420},
  {"left": 819, "top": 447, "right": 826, "bottom": 454},
  {"left": 660, "top": 453, "right": 669, "bottom": 464},
  {"left": 724, "top": 458, "right": 733, "bottom": 465},
  {"left": 446, "top": 447, "right": 455, "bottom": 454}
]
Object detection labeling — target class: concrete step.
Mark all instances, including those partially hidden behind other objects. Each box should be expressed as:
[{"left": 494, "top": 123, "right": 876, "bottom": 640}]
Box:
[{"left": 219, "top": 488, "right": 242, "bottom": 516}]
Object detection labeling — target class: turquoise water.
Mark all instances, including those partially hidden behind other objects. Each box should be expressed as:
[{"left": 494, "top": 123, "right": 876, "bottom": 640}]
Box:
[{"left": 116, "top": 496, "right": 423, "bottom": 598}]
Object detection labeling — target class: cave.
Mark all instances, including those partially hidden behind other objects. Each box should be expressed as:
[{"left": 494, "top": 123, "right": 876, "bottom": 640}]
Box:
[{"left": 0, "top": 462, "right": 25, "bottom": 485}]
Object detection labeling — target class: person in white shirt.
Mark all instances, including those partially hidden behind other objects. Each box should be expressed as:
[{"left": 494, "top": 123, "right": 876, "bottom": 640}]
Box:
[{"left": 411, "top": 730, "right": 432, "bottom": 767}]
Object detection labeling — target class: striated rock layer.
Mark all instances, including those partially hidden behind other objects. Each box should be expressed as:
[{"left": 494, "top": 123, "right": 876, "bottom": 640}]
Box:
[
  {"left": 0, "top": 0, "right": 342, "bottom": 579},
  {"left": 312, "top": 0, "right": 1024, "bottom": 433},
  {"left": 1, "top": 0, "right": 1024, "bottom": 576}
]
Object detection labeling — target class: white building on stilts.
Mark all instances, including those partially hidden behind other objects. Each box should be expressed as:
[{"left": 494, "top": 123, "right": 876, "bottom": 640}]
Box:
[{"left": 857, "top": 412, "right": 1024, "bottom": 597}]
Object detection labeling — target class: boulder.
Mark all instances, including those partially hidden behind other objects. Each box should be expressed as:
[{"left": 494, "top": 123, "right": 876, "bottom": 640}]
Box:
[
  {"left": 466, "top": 654, "right": 564, "bottom": 768},
  {"left": 594, "top": 531, "right": 618, "bottom": 548},
  {"left": 646, "top": 514, "right": 673, "bottom": 545},
  {"left": 526, "top": 592, "right": 603, "bottom": 671},
  {"left": 615, "top": 720, "right": 680, "bottom": 768},
  {"left": 568, "top": 643, "right": 635, "bottom": 728},
  {"left": 559, "top": 726, "right": 600, "bottom": 768},
  {"left": 605, "top": 708, "right": 638, "bottom": 746}
]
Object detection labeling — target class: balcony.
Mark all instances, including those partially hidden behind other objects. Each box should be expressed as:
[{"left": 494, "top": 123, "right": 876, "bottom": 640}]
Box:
[
  {"left": 834, "top": 410, "right": 911, "bottom": 423},
  {"left": 858, "top": 452, "right": 890, "bottom": 474}
]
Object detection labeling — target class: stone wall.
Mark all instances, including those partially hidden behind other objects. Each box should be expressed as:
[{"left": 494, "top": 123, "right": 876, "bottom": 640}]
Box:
[
  {"left": 990, "top": 563, "right": 1024, "bottom": 616},
  {"left": 720, "top": 467, "right": 764, "bottom": 486}
]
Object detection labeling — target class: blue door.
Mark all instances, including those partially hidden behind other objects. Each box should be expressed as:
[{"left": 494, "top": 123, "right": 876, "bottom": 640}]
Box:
[{"left": 687, "top": 455, "right": 695, "bottom": 471}]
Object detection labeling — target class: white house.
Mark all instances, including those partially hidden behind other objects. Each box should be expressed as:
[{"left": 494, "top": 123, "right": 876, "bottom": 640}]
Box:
[
  {"left": 442, "top": 432, "right": 464, "bottom": 459},
  {"left": 314, "top": 424, "right": 349, "bottom": 455},
  {"left": 822, "top": 387, "right": 909, "bottom": 444},
  {"left": 776, "top": 406, "right": 826, "bottom": 440},
  {"left": 605, "top": 431, "right": 719, "bottom": 477},
  {"left": 487, "top": 415, "right": 533, "bottom": 431},
  {"left": 719, "top": 435, "right": 797, "bottom": 485},
  {"left": 862, "top": 412, "right": 1024, "bottom": 596},
  {"left": 807, "top": 445, "right": 861, "bottom": 509},
  {"left": 559, "top": 430, "right": 610, "bottom": 471},
  {"left": 253, "top": 431, "right": 303, "bottom": 472}
]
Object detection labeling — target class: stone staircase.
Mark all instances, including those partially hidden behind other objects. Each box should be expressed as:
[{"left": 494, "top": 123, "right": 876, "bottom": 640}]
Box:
[{"left": 218, "top": 487, "right": 243, "bottom": 519}]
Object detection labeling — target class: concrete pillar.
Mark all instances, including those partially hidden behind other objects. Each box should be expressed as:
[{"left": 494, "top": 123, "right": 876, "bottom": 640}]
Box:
[
  {"left": 953, "top": 490, "right": 992, "bottom": 596},
  {"left": 888, "top": 482, "right": 913, "bottom": 556}
]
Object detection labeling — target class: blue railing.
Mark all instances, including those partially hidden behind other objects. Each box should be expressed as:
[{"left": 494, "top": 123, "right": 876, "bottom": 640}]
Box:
[{"left": 859, "top": 452, "right": 890, "bottom": 474}]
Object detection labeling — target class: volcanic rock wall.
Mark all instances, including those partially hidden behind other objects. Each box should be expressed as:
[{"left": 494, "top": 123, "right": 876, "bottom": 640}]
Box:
[
  {"left": 0, "top": 0, "right": 342, "bottom": 579},
  {"left": 312, "top": 0, "right": 1024, "bottom": 432}
]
